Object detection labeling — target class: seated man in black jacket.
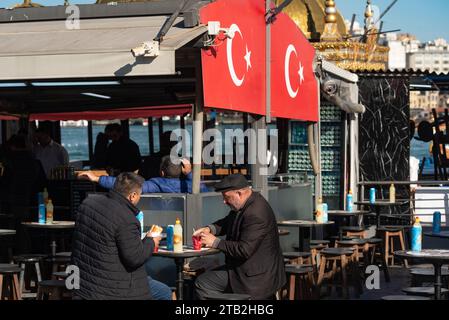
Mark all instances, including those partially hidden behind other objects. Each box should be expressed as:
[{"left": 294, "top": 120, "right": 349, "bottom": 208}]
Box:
[
  {"left": 71, "top": 172, "right": 161, "bottom": 300},
  {"left": 193, "top": 174, "right": 286, "bottom": 300}
]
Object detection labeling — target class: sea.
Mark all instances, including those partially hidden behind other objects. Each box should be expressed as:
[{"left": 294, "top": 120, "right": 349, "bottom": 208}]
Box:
[{"left": 61, "top": 125, "right": 434, "bottom": 172}]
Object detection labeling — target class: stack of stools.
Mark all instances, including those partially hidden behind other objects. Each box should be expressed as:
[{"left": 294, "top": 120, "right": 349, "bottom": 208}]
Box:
[
  {"left": 376, "top": 226, "right": 408, "bottom": 267},
  {"left": 341, "top": 226, "right": 368, "bottom": 239},
  {"left": 316, "top": 247, "right": 355, "bottom": 299},
  {"left": 366, "top": 237, "right": 391, "bottom": 282},
  {"left": 283, "top": 252, "right": 312, "bottom": 265},
  {"left": 334, "top": 239, "right": 369, "bottom": 297},
  {"left": 45, "top": 252, "right": 72, "bottom": 276},
  {"left": 0, "top": 264, "right": 22, "bottom": 300},
  {"left": 285, "top": 264, "right": 315, "bottom": 300},
  {"left": 13, "top": 254, "right": 46, "bottom": 299},
  {"left": 37, "top": 280, "right": 68, "bottom": 300}
]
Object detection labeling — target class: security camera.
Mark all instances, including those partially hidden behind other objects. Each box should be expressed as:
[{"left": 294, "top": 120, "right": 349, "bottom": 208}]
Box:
[
  {"left": 321, "top": 78, "right": 339, "bottom": 96},
  {"left": 131, "top": 41, "right": 160, "bottom": 58}
]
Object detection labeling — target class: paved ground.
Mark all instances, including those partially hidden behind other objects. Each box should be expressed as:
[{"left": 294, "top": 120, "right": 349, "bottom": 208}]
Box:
[{"left": 322, "top": 263, "right": 448, "bottom": 300}]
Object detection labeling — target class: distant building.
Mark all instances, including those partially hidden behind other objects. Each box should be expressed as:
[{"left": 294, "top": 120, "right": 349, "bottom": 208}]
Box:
[
  {"left": 407, "top": 38, "right": 449, "bottom": 73},
  {"left": 379, "top": 33, "right": 418, "bottom": 70},
  {"left": 410, "top": 91, "right": 440, "bottom": 111}
]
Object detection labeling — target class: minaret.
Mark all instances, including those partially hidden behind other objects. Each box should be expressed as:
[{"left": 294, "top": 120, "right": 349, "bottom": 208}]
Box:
[
  {"left": 364, "top": 0, "right": 374, "bottom": 33},
  {"left": 321, "top": 0, "right": 342, "bottom": 41}
]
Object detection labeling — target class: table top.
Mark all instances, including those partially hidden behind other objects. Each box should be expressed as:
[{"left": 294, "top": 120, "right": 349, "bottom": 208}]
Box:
[
  {"left": 424, "top": 231, "right": 449, "bottom": 239},
  {"left": 328, "top": 210, "right": 370, "bottom": 217},
  {"left": 277, "top": 220, "right": 335, "bottom": 227},
  {"left": 355, "top": 200, "right": 409, "bottom": 207},
  {"left": 153, "top": 246, "right": 220, "bottom": 259},
  {"left": 0, "top": 229, "right": 16, "bottom": 236},
  {"left": 394, "top": 250, "right": 449, "bottom": 263},
  {"left": 22, "top": 221, "right": 75, "bottom": 229},
  {"left": 278, "top": 229, "right": 290, "bottom": 236}
]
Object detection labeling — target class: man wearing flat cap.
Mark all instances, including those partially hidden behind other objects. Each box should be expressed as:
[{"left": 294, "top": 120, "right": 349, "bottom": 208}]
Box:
[{"left": 193, "top": 174, "right": 286, "bottom": 300}]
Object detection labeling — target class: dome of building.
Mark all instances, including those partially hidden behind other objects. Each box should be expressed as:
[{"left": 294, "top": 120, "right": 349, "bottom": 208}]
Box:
[{"left": 274, "top": 0, "right": 347, "bottom": 41}]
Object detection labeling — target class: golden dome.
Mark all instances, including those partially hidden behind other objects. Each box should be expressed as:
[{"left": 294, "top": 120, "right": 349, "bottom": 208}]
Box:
[{"left": 274, "top": 0, "right": 347, "bottom": 41}]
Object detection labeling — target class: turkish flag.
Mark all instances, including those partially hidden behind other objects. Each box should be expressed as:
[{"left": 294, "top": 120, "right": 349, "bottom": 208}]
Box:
[
  {"left": 271, "top": 12, "right": 319, "bottom": 122},
  {"left": 200, "top": 0, "right": 266, "bottom": 115}
]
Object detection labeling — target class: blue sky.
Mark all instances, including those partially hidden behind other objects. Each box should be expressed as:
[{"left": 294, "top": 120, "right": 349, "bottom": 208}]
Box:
[{"left": 1, "top": 0, "right": 448, "bottom": 42}]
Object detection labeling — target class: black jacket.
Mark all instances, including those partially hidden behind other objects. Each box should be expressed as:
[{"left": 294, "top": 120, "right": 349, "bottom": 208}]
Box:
[
  {"left": 106, "top": 136, "right": 141, "bottom": 174},
  {"left": 212, "top": 192, "right": 286, "bottom": 299},
  {"left": 71, "top": 190, "right": 154, "bottom": 300}
]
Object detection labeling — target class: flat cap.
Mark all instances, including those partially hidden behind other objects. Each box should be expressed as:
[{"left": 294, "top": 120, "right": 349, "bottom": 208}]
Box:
[{"left": 214, "top": 174, "right": 249, "bottom": 192}]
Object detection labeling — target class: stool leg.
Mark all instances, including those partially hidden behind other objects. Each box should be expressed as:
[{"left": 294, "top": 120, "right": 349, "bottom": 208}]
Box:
[
  {"left": 384, "top": 233, "right": 390, "bottom": 267},
  {"left": 35, "top": 262, "right": 42, "bottom": 283},
  {"left": 341, "top": 255, "right": 349, "bottom": 299},
  {"left": 316, "top": 256, "right": 327, "bottom": 299},
  {"left": 398, "top": 232, "right": 409, "bottom": 268},
  {"left": 12, "top": 274, "right": 21, "bottom": 300},
  {"left": 390, "top": 235, "right": 395, "bottom": 266},
  {"left": 288, "top": 274, "right": 296, "bottom": 300},
  {"left": 19, "top": 263, "right": 25, "bottom": 296},
  {"left": 0, "top": 275, "right": 3, "bottom": 300}
]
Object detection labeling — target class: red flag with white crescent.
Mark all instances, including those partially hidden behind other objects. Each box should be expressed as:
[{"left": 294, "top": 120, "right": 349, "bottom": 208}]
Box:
[
  {"left": 200, "top": 0, "right": 266, "bottom": 115},
  {"left": 271, "top": 12, "right": 319, "bottom": 121}
]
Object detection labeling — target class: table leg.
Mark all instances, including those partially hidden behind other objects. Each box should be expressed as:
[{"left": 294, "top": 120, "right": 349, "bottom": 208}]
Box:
[
  {"left": 175, "top": 258, "right": 184, "bottom": 300},
  {"left": 434, "top": 263, "right": 442, "bottom": 300},
  {"left": 376, "top": 207, "right": 381, "bottom": 229},
  {"left": 379, "top": 240, "right": 390, "bottom": 283},
  {"left": 50, "top": 233, "right": 56, "bottom": 257},
  {"left": 301, "top": 228, "right": 311, "bottom": 252}
]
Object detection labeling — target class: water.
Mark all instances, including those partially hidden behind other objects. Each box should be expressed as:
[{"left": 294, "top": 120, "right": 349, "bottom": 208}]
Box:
[
  {"left": 61, "top": 123, "right": 258, "bottom": 163},
  {"left": 410, "top": 139, "right": 434, "bottom": 174}
]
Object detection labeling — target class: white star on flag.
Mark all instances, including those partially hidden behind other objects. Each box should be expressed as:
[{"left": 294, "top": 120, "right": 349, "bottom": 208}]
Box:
[
  {"left": 298, "top": 62, "right": 304, "bottom": 84},
  {"left": 244, "top": 45, "right": 252, "bottom": 71}
]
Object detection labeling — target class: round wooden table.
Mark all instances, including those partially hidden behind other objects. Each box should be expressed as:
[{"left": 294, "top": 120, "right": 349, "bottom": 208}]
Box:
[
  {"left": 153, "top": 246, "right": 220, "bottom": 300},
  {"left": 22, "top": 221, "right": 75, "bottom": 256},
  {"left": 394, "top": 249, "right": 449, "bottom": 300}
]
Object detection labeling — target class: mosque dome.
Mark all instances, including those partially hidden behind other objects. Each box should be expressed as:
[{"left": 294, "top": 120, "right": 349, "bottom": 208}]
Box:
[{"left": 274, "top": 0, "right": 347, "bottom": 41}]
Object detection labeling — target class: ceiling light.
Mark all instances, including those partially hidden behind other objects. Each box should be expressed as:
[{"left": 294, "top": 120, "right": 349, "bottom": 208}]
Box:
[{"left": 81, "top": 93, "right": 111, "bottom": 99}]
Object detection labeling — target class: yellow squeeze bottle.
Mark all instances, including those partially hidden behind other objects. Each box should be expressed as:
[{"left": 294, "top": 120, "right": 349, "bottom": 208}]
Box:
[
  {"left": 173, "top": 218, "right": 183, "bottom": 253},
  {"left": 46, "top": 199, "right": 54, "bottom": 224}
]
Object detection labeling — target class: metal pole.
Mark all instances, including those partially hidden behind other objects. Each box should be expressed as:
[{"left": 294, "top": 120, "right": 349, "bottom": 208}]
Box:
[
  {"left": 192, "top": 52, "right": 204, "bottom": 194},
  {"left": 265, "top": 0, "right": 271, "bottom": 123},
  {"left": 251, "top": 114, "right": 268, "bottom": 199},
  {"left": 148, "top": 117, "right": 154, "bottom": 155},
  {"left": 87, "top": 121, "right": 93, "bottom": 163}
]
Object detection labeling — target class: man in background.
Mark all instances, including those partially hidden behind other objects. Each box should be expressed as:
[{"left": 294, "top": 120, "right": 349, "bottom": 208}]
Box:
[
  {"left": 33, "top": 125, "right": 69, "bottom": 177},
  {"left": 104, "top": 123, "right": 141, "bottom": 176}
]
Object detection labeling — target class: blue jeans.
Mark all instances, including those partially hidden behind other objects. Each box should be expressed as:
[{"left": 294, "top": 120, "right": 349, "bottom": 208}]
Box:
[{"left": 148, "top": 276, "right": 172, "bottom": 300}]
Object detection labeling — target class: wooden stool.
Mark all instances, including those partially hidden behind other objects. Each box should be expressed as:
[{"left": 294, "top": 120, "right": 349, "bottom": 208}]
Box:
[
  {"left": 402, "top": 287, "right": 449, "bottom": 298},
  {"left": 310, "top": 240, "right": 330, "bottom": 247},
  {"left": 377, "top": 227, "right": 408, "bottom": 267},
  {"left": 37, "top": 280, "right": 67, "bottom": 300},
  {"left": 0, "top": 264, "right": 22, "bottom": 300},
  {"left": 52, "top": 271, "right": 69, "bottom": 280},
  {"left": 283, "top": 252, "right": 312, "bottom": 265},
  {"left": 45, "top": 255, "right": 71, "bottom": 275},
  {"left": 381, "top": 295, "right": 430, "bottom": 300},
  {"left": 285, "top": 264, "right": 314, "bottom": 300},
  {"left": 204, "top": 293, "right": 251, "bottom": 300},
  {"left": 13, "top": 254, "right": 46, "bottom": 298},
  {"left": 341, "top": 226, "right": 368, "bottom": 239},
  {"left": 316, "top": 248, "right": 355, "bottom": 299}
]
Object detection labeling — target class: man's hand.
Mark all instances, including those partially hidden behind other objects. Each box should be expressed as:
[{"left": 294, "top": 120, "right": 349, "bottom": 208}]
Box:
[
  {"left": 200, "top": 232, "right": 217, "bottom": 248},
  {"left": 77, "top": 171, "right": 100, "bottom": 183},
  {"left": 193, "top": 227, "right": 210, "bottom": 237},
  {"left": 181, "top": 158, "right": 192, "bottom": 176},
  {"left": 147, "top": 234, "right": 162, "bottom": 248}
]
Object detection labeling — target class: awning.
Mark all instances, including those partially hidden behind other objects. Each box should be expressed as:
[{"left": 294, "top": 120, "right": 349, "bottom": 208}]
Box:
[{"left": 0, "top": 16, "right": 206, "bottom": 80}]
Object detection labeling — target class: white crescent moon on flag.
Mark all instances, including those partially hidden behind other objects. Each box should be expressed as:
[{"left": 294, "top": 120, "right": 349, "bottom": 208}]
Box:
[
  {"left": 227, "top": 24, "right": 245, "bottom": 87},
  {"left": 285, "top": 44, "right": 299, "bottom": 98}
]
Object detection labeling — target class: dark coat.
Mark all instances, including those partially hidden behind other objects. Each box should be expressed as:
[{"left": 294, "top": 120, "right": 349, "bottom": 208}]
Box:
[
  {"left": 212, "top": 192, "right": 286, "bottom": 299},
  {"left": 71, "top": 190, "right": 154, "bottom": 300},
  {"left": 105, "top": 136, "right": 141, "bottom": 174}
]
